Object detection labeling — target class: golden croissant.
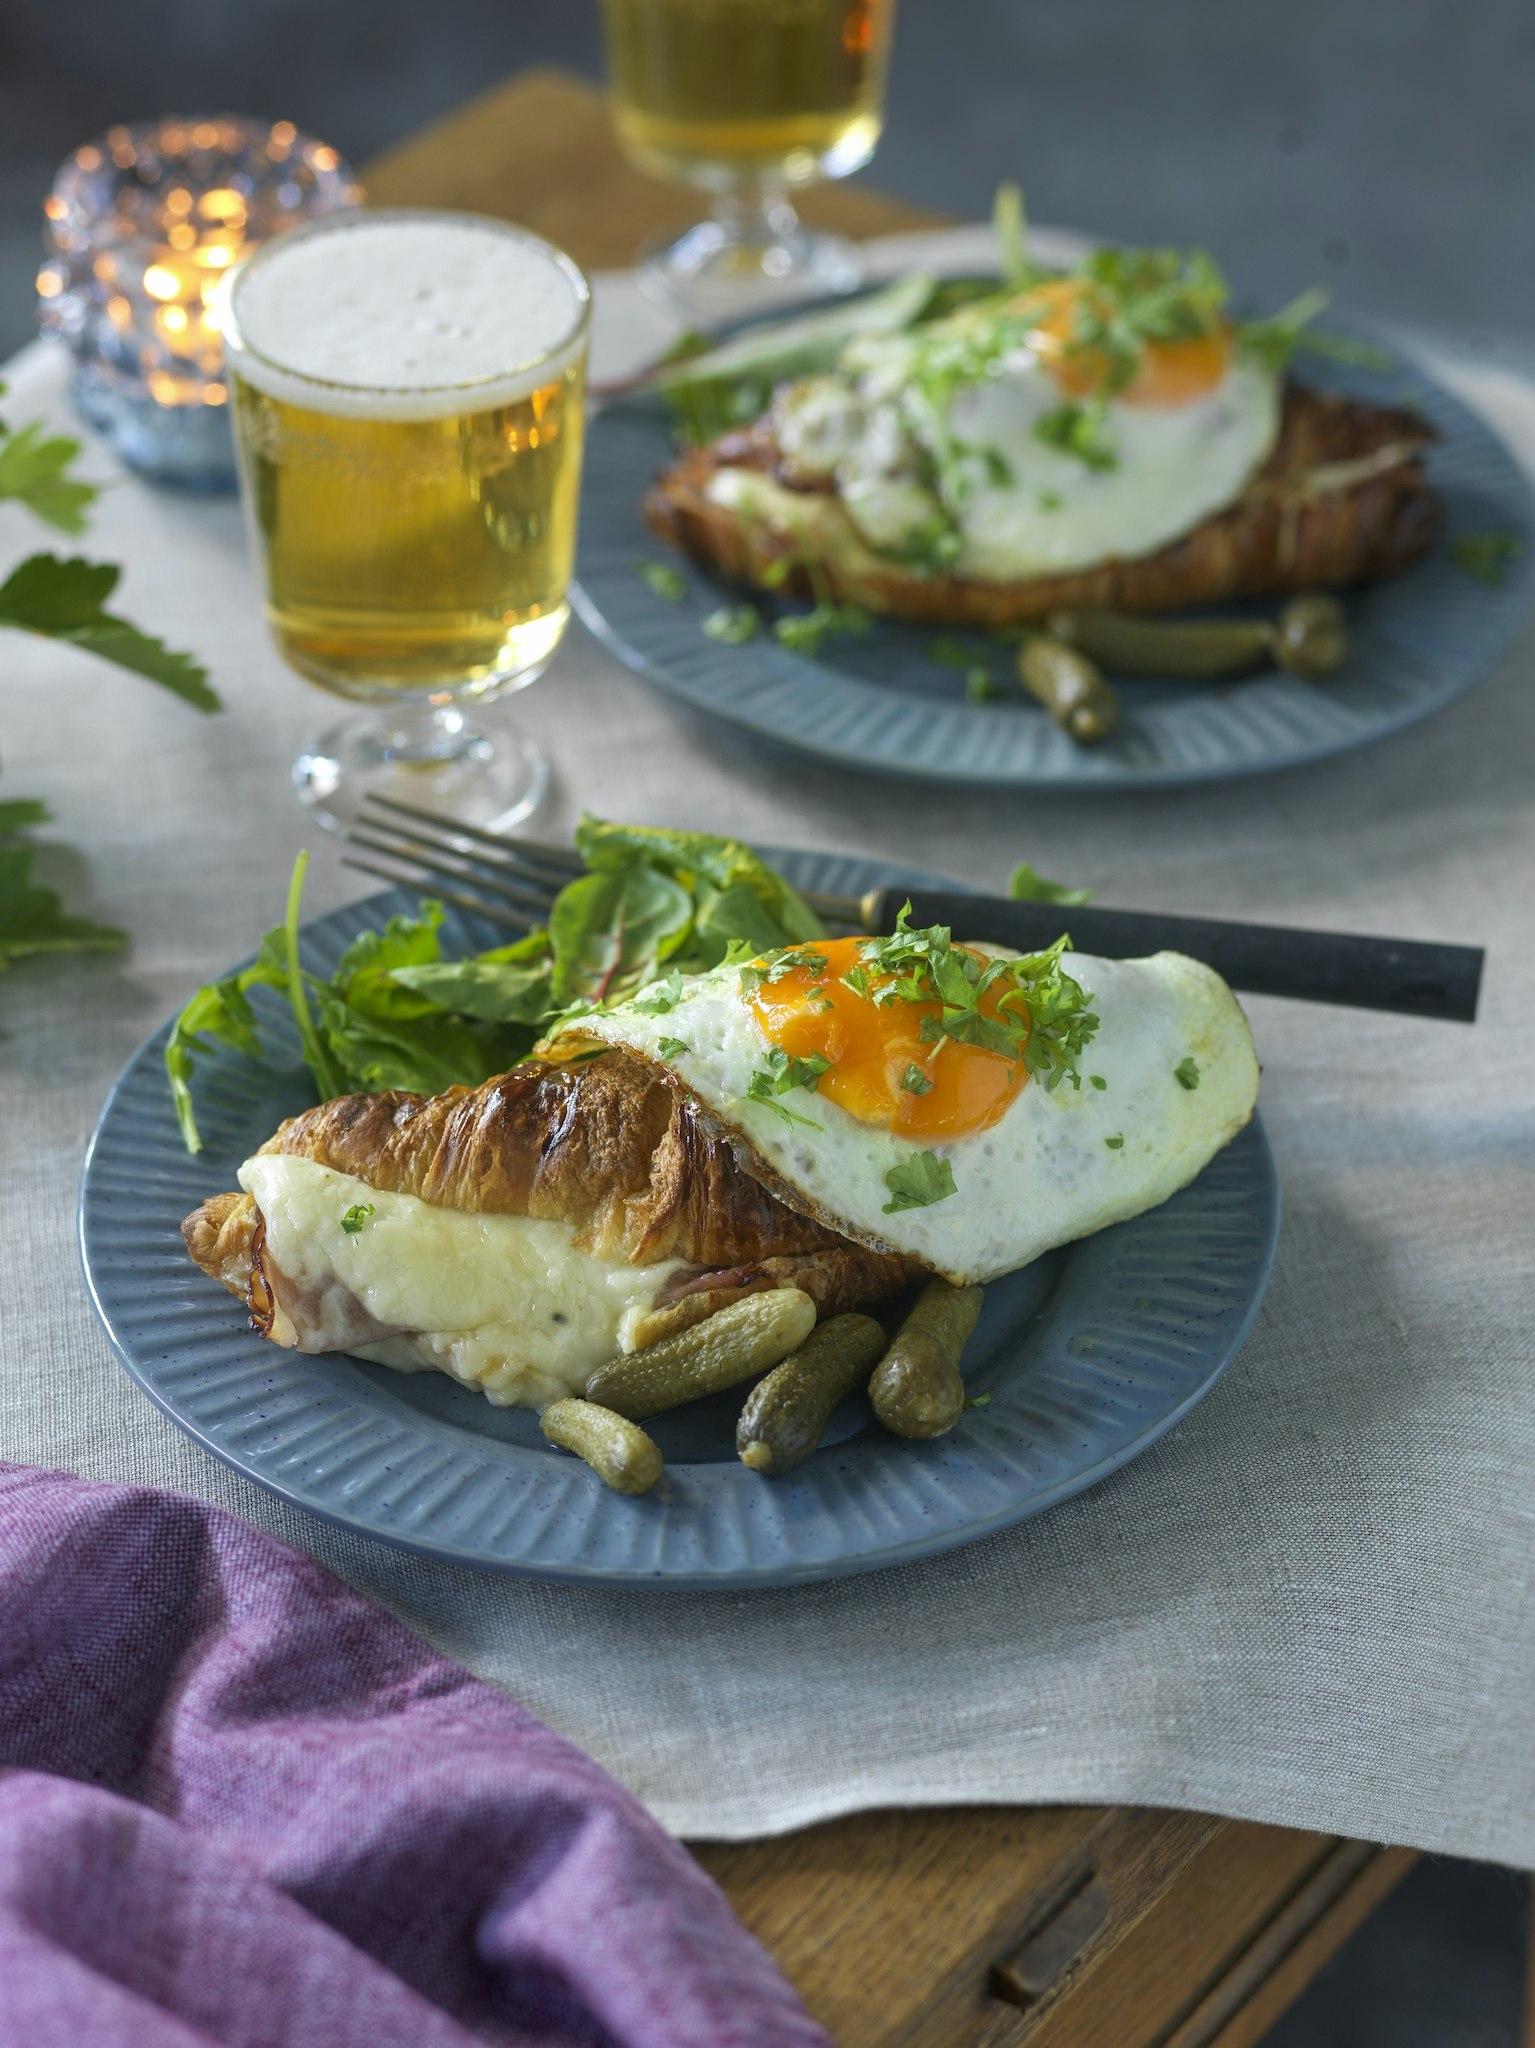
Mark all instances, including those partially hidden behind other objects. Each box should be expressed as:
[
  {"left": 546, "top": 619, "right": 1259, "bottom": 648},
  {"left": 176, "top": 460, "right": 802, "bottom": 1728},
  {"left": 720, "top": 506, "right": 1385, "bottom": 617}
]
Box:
[{"left": 183, "top": 1049, "right": 913, "bottom": 1408}]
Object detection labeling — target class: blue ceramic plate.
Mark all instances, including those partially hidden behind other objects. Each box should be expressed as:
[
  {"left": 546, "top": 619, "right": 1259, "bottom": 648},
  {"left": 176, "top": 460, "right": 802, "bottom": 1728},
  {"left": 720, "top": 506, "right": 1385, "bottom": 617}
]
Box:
[
  {"left": 573, "top": 310, "right": 1535, "bottom": 789},
  {"left": 79, "top": 850, "right": 1279, "bottom": 1587}
]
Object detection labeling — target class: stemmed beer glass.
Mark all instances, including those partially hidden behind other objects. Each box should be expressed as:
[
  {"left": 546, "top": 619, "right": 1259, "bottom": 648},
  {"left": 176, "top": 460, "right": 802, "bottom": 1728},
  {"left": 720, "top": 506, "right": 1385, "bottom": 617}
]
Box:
[
  {"left": 221, "top": 209, "right": 590, "bottom": 828},
  {"left": 601, "top": 0, "right": 899, "bottom": 315}
]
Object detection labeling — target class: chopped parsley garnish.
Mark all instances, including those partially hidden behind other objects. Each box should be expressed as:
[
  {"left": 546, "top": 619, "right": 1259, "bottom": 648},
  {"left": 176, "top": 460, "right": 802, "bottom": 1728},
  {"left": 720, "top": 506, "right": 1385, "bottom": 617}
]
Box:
[
  {"left": 841, "top": 963, "right": 873, "bottom": 999},
  {"left": 1104, "top": 1134, "right": 1124, "bottom": 1149},
  {"left": 927, "top": 635, "right": 981, "bottom": 670},
  {"left": 638, "top": 560, "right": 686, "bottom": 602},
  {"left": 656, "top": 1036, "right": 690, "bottom": 1059},
  {"left": 340, "top": 1203, "right": 376, "bottom": 1233},
  {"left": 1037, "top": 489, "right": 1063, "bottom": 512},
  {"left": 1034, "top": 400, "right": 1117, "bottom": 471},
  {"left": 632, "top": 967, "right": 684, "bottom": 1015},
  {"left": 744, "top": 1043, "right": 832, "bottom": 1127},
  {"left": 965, "top": 1392, "right": 993, "bottom": 1409},
  {"left": 965, "top": 667, "right": 998, "bottom": 704},
  {"left": 773, "top": 601, "right": 871, "bottom": 656},
  {"left": 702, "top": 603, "right": 760, "bottom": 644},
  {"left": 902, "top": 1062, "right": 935, "bottom": 1096},
  {"left": 883, "top": 1151, "right": 958, "bottom": 1213},
  {"left": 1090, "top": 1074, "right": 1107, "bottom": 1090},
  {"left": 760, "top": 555, "right": 796, "bottom": 589},
  {"left": 1451, "top": 533, "right": 1521, "bottom": 587},
  {"left": 1008, "top": 861, "right": 1094, "bottom": 906},
  {"left": 859, "top": 901, "right": 1099, "bottom": 1092},
  {"left": 1174, "top": 1056, "right": 1201, "bottom": 1090}
]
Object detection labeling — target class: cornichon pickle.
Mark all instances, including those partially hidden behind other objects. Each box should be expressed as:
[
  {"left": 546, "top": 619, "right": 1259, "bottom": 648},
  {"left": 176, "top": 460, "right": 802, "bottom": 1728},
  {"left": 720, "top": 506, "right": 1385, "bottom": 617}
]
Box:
[
  {"left": 1017, "top": 636, "right": 1120, "bottom": 743},
  {"left": 1047, "top": 607, "right": 1273, "bottom": 679},
  {"left": 1273, "top": 592, "right": 1348, "bottom": 680},
  {"left": 584, "top": 1287, "right": 817, "bottom": 1421},
  {"left": 540, "top": 1399, "right": 664, "bottom": 1496},
  {"left": 869, "top": 1281, "right": 985, "bottom": 1440},
  {"left": 737, "top": 1313, "right": 887, "bottom": 1476}
]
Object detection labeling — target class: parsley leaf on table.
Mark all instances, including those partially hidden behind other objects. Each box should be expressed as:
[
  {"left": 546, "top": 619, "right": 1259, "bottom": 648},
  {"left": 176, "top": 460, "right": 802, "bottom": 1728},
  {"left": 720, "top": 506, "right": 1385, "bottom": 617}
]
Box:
[
  {"left": 0, "top": 801, "right": 125, "bottom": 971},
  {"left": 0, "top": 554, "right": 217, "bottom": 710},
  {"left": 0, "top": 419, "right": 97, "bottom": 536}
]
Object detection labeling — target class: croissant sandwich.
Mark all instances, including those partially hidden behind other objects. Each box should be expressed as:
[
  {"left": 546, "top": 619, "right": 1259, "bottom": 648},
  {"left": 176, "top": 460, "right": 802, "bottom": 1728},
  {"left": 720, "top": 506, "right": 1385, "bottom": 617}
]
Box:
[{"left": 182, "top": 926, "right": 1261, "bottom": 1416}]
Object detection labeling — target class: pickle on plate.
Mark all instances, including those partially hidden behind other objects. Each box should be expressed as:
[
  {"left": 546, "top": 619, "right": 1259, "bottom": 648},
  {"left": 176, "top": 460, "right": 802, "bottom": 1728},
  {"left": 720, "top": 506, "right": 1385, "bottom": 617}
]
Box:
[
  {"left": 585, "top": 1287, "right": 818, "bottom": 1421},
  {"left": 869, "top": 1281, "right": 985, "bottom": 1440},
  {"left": 737, "top": 1312, "right": 887, "bottom": 1476},
  {"left": 1046, "top": 607, "right": 1273, "bottom": 680},
  {"left": 540, "top": 1399, "right": 664, "bottom": 1496},
  {"left": 1017, "top": 636, "right": 1120, "bottom": 743},
  {"left": 1272, "top": 592, "right": 1348, "bottom": 679}
]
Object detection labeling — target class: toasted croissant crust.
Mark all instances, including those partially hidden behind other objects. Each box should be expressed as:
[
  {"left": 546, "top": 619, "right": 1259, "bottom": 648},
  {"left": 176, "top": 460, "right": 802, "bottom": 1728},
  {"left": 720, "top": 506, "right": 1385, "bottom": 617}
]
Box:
[
  {"left": 644, "top": 383, "right": 1440, "bottom": 625},
  {"left": 181, "top": 1049, "right": 917, "bottom": 1324}
]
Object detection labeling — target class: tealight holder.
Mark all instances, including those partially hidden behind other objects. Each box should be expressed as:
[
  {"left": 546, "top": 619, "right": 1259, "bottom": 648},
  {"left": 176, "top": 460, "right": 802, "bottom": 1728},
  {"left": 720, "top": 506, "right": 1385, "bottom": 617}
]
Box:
[{"left": 36, "top": 116, "right": 363, "bottom": 490}]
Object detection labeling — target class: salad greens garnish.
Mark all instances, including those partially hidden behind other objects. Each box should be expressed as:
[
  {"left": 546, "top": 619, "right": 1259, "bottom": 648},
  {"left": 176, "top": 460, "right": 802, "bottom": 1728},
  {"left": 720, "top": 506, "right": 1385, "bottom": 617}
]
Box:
[
  {"left": 1008, "top": 861, "right": 1094, "bottom": 906},
  {"left": 882, "top": 1151, "right": 958, "bottom": 1213},
  {"left": 340, "top": 1203, "right": 375, "bottom": 1234},
  {"left": 1450, "top": 532, "right": 1521, "bottom": 587},
  {"left": 1174, "top": 1056, "right": 1201, "bottom": 1090},
  {"left": 702, "top": 603, "right": 760, "bottom": 644},
  {"left": 773, "top": 600, "right": 871, "bottom": 656},
  {"left": 638, "top": 561, "right": 687, "bottom": 602},
  {"left": 964, "top": 668, "right": 998, "bottom": 704},
  {"left": 166, "top": 818, "right": 827, "bottom": 1153}
]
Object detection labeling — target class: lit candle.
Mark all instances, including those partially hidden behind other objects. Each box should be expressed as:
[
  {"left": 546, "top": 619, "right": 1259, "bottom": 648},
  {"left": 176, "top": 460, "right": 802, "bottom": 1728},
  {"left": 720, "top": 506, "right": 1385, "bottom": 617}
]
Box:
[{"left": 37, "top": 117, "right": 362, "bottom": 488}]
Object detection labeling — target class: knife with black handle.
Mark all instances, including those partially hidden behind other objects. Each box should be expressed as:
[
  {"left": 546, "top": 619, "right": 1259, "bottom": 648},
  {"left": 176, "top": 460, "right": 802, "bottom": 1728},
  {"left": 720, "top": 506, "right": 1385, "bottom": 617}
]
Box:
[{"left": 827, "top": 887, "right": 1484, "bottom": 1024}]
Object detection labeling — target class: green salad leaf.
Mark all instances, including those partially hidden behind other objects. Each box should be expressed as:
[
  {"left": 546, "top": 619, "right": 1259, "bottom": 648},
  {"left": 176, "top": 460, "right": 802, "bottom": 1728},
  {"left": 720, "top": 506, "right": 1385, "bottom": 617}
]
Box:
[
  {"left": 0, "top": 554, "right": 217, "bottom": 710},
  {"left": 0, "top": 801, "right": 126, "bottom": 971},
  {"left": 167, "top": 819, "right": 831, "bottom": 1151}
]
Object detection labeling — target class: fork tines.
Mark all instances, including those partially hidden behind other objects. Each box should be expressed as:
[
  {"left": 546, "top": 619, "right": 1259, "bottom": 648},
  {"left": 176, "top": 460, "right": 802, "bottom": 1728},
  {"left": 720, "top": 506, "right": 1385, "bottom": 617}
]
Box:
[{"left": 342, "top": 794, "right": 582, "bottom": 932}]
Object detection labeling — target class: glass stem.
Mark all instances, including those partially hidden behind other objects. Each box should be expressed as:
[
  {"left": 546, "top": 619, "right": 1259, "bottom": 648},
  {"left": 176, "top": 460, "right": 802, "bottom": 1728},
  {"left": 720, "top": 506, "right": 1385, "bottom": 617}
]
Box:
[
  {"left": 709, "top": 183, "right": 802, "bottom": 261},
  {"left": 375, "top": 701, "right": 474, "bottom": 767}
]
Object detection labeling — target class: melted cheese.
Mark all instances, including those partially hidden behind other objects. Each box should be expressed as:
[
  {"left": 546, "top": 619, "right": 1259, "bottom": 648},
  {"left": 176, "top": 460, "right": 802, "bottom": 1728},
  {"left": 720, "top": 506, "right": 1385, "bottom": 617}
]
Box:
[{"left": 238, "top": 1155, "right": 685, "bottom": 1408}]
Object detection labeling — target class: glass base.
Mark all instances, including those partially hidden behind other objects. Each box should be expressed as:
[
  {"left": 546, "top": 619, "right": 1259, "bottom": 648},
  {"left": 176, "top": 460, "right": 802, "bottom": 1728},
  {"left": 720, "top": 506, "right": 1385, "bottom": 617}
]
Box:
[
  {"left": 636, "top": 193, "right": 865, "bottom": 321},
  {"left": 293, "top": 704, "right": 549, "bottom": 834}
]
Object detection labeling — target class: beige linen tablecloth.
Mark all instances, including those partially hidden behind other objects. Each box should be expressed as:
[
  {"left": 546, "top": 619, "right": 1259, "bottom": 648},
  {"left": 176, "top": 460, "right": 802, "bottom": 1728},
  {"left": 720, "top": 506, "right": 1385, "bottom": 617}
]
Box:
[{"left": 3, "top": 229, "right": 1532, "bottom": 1860}]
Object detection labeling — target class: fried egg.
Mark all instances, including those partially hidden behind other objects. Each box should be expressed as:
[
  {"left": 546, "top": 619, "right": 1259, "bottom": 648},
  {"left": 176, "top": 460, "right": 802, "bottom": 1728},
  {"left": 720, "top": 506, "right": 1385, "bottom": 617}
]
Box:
[
  {"left": 745, "top": 281, "right": 1281, "bottom": 583},
  {"left": 555, "top": 939, "right": 1259, "bottom": 1286}
]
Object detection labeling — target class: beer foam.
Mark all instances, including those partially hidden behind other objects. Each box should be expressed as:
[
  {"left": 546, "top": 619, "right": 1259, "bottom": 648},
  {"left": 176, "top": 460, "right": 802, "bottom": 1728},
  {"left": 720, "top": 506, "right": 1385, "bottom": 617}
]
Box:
[{"left": 224, "top": 213, "right": 588, "bottom": 419}]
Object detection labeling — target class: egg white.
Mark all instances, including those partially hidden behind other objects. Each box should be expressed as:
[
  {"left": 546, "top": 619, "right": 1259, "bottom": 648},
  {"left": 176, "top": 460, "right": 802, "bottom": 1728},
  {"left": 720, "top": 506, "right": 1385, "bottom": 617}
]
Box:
[
  {"left": 761, "top": 321, "right": 1282, "bottom": 584},
  {"left": 556, "top": 950, "right": 1259, "bottom": 1287}
]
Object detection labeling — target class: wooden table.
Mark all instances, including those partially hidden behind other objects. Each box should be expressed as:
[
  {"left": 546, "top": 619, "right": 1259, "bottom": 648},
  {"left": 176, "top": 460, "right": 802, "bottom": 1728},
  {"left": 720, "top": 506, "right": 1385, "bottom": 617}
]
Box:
[{"left": 367, "top": 67, "right": 1417, "bottom": 2048}]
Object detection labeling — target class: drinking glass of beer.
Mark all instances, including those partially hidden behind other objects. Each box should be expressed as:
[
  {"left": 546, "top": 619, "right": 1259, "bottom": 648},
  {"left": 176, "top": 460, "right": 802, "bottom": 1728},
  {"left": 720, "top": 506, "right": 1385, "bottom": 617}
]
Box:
[
  {"left": 221, "top": 209, "right": 589, "bottom": 828},
  {"left": 601, "top": 0, "right": 898, "bottom": 315}
]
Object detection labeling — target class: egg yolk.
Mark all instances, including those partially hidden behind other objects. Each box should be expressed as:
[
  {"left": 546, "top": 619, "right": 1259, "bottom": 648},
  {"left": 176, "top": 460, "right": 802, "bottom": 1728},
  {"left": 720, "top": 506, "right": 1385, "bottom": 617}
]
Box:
[
  {"left": 1022, "top": 279, "right": 1233, "bottom": 409},
  {"left": 743, "top": 936, "right": 1028, "bottom": 1140}
]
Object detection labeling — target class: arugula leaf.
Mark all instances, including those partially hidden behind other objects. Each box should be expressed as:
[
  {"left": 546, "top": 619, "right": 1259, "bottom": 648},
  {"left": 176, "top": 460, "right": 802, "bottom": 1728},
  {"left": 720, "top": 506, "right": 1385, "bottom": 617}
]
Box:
[
  {"left": 882, "top": 1152, "right": 957, "bottom": 1213},
  {"left": 1450, "top": 533, "right": 1521, "bottom": 587},
  {"left": 549, "top": 863, "right": 692, "bottom": 1006},
  {"left": 0, "top": 421, "right": 97, "bottom": 536},
  {"left": 1008, "top": 862, "right": 1094, "bottom": 906},
  {"left": 0, "top": 554, "right": 217, "bottom": 710}
]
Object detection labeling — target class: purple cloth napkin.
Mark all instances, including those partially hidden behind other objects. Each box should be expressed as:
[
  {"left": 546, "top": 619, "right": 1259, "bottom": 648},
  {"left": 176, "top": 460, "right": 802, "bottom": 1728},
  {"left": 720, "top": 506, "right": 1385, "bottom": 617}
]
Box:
[{"left": 0, "top": 1462, "right": 831, "bottom": 2048}]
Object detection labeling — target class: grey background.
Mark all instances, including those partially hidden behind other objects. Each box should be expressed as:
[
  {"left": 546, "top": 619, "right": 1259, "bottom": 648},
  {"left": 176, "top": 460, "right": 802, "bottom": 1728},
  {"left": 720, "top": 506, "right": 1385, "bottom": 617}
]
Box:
[
  {"left": 1, "top": 0, "right": 1529, "bottom": 2040},
  {"left": 2, "top": 0, "right": 1533, "bottom": 368}
]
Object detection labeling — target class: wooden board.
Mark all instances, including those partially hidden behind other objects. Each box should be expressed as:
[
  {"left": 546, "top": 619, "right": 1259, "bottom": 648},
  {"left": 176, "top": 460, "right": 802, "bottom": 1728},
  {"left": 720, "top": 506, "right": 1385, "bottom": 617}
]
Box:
[
  {"left": 365, "top": 64, "right": 949, "bottom": 273},
  {"left": 365, "top": 68, "right": 1415, "bottom": 2048}
]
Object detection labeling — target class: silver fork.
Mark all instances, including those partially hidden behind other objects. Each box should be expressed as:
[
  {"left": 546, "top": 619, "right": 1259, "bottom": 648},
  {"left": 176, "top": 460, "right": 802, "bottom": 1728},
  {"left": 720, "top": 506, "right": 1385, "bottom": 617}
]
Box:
[{"left": 341, "top": 795, "right": 866, "bottom": 931}]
